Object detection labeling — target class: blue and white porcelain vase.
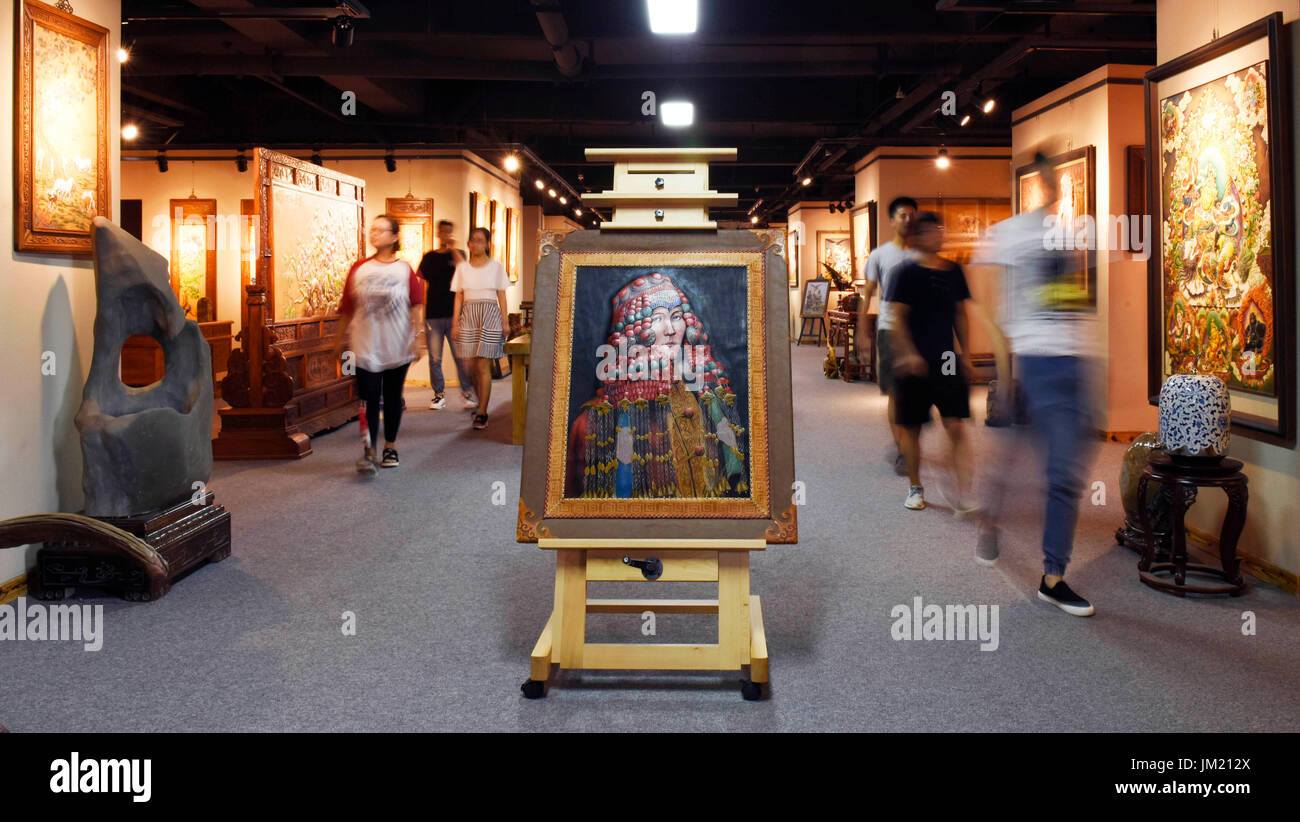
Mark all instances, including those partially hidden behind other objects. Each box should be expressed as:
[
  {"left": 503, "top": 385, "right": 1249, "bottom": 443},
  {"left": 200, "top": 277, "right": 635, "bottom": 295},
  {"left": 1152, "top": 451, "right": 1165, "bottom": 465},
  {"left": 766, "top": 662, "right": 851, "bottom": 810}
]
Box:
[{"left": 1158, "top": 374, "right": 1230, "bottom": 461}]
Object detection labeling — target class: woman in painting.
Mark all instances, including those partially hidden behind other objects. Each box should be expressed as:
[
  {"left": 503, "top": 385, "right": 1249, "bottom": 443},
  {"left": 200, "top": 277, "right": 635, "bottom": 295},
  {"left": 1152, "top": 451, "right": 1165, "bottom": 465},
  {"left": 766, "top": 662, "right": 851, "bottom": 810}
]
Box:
[
  {"left": 451, "top": 226, "right": 510, "bottom": 431},
  {"left": 563, "top": 273, "right": 748, "bottom": 500}
]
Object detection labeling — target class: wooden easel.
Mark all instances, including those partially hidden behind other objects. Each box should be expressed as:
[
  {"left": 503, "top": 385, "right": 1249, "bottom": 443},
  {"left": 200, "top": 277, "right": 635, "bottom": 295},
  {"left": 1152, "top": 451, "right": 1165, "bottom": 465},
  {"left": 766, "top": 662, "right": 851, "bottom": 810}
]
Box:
[{"left": 523, "top": 538, "right": 769, "bottom": 700}]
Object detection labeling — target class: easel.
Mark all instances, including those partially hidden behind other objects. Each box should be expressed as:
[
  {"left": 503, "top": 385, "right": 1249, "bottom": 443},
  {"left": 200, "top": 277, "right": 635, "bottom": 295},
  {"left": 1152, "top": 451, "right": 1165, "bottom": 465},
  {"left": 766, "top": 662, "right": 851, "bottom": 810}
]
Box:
[{"left": 523, "top": 538, "right": 769, "bottom": 700}]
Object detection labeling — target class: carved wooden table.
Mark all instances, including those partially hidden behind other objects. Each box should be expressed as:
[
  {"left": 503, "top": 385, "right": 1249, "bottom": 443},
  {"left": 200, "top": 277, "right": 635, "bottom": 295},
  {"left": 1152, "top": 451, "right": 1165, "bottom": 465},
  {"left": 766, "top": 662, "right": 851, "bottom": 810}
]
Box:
[
  {"left": 826, "top": 309, "right": 876, "bottom": 382},
  {"left": 1136, "top": 452, "right": 1247, "bottom": 596},
  {"left": 504, "top": 333, "right": 531, "bottom": 445}
]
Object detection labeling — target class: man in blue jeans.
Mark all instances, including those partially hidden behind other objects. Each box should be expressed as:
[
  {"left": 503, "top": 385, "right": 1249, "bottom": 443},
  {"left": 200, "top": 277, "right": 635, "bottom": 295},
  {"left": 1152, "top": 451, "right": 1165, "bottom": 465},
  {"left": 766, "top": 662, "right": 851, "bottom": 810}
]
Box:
[
  {"left": 974, "top": 151, "right": 1099, "bottom": 617},
  {"left": 417, "top": 220, "right": 476, "bottom": 410}
]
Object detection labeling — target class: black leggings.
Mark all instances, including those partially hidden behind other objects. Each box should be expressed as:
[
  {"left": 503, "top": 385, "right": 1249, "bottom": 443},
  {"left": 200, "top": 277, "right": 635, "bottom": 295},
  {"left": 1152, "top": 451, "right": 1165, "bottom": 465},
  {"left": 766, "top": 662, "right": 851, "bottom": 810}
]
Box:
[{"left": 356, "top": 363, "right": 410, "bottom": 447}]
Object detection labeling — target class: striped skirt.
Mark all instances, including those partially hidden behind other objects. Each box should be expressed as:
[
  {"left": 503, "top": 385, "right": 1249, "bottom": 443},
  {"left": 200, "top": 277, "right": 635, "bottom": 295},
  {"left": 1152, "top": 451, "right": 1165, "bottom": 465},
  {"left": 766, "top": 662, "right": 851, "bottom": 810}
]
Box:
[{"left": 455, "top": 299, "right": 505, "bottom": 359}]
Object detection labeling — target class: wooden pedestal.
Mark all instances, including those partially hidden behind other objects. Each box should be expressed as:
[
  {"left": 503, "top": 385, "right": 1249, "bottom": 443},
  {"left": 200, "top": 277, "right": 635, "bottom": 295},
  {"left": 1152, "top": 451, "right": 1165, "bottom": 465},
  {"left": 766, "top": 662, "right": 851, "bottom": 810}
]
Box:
[
  {"left": 31, "top": 492, "right": 231, "bottom": 602},
  {"left": 213, "top": 407, "right": 312, "bottom": 460},
  {"left": 522, "top": 538, "right": 769, "bottom": 701}
]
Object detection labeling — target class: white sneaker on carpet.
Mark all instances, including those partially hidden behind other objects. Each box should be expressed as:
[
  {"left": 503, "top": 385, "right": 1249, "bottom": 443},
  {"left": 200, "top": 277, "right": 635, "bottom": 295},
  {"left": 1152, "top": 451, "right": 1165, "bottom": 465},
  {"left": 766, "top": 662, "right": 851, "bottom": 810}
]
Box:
[
  {"left": 462, "top": 394, "right": 477, "bottom": 409},
  {"left": 430, "top": 394, "right": 446, "bottom": 410},
  {"left": 905, "top": 485, "right": 925, "bottom": 510}
]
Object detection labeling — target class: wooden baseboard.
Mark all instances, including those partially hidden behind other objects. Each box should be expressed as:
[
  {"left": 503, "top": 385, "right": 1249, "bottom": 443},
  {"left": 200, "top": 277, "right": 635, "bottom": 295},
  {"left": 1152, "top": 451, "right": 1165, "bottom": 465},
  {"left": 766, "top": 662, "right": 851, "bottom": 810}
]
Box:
[
  {"left": 1185, "top": 525, "right": 1299, "bottom": 595},
  {"left": 0, "top": 571, "right": 28, "bottom": 605}
]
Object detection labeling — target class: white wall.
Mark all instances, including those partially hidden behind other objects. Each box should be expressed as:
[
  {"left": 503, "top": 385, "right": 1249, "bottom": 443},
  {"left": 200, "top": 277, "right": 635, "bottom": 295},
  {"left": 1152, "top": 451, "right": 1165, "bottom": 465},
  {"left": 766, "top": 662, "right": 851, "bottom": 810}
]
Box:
[{"left": 1, "top": 0, "right": 121, "bottom": 589}]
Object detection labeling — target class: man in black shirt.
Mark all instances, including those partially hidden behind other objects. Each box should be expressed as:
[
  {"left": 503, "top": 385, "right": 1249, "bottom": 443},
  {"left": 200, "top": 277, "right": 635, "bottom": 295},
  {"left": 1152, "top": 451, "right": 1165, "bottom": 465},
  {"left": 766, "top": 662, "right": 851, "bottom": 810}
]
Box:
[
  {"left": 886, "top": 211, "right": 982, "bottom": 513},
  {"left": 417, "top": 220, "right": 476, "bottom": 410}
]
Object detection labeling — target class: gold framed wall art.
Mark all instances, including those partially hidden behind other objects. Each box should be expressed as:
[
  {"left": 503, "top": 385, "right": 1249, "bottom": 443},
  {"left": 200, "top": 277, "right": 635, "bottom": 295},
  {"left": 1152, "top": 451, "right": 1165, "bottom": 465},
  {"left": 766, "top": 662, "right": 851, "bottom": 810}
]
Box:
[
  {"left": 169, "top": 198, "right": 218, "bottom": 321},
  {"left": 385, "top": 196, "right": 434, "bottom": 274},
  {"left": 14, "top": 0, "right": 110, "bottom": 254}
]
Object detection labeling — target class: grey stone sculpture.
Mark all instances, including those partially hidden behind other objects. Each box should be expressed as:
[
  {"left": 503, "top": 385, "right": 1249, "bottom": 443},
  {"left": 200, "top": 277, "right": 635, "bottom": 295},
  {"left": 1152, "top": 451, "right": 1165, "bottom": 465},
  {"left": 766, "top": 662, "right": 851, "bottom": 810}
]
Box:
[{"left": 75, "top": 217, "right": 213, "bottom": 517}]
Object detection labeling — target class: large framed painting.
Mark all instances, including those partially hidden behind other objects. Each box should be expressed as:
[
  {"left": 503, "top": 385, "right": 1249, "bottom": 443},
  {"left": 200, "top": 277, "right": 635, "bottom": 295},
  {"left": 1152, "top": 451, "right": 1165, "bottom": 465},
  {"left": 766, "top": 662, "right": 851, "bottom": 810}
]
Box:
[
  {"left": 518, "top": 229, "right": 796, "bottom": 543},
  {"left": 14, "top": 0, "right": 110, "bottom": 254},
  {"left": 800, "top": 278, "right": 830, "bottom": 319},
  {"left": 506, "top": 207, "right": 521, "bottom": 282},
  {"left": 1013, "top": 148, "right": 1096, "bottom": 309},
  {"left": 1146, "top": 12, "right": 1294, "bottom": 445},
  {"left": 850, "top": 204, "right": 871, "bottom": 285},
  {"left": 170, "top": 198, "right": 217, "bottom": 321},
  {"left": 917, "top": 197, "right": 1012, "bottom": 266},
  {"left": 385, "top": 196, "right": 433, "bottom": 274},
  {"left": 256, "top": 148, "right": 365, "bottom": 321},
  {"left": 817, "top": 230, "right": 852, "bottom": 287},
  {"left": 239, "top": 198, "right": 256, "bottom": 333}
]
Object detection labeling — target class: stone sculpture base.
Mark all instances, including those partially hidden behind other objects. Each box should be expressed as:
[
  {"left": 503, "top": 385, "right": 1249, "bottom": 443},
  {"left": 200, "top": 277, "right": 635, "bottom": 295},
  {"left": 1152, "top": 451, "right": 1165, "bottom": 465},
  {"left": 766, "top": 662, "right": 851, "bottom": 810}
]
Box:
[{"left": 32, "top": 493, "right": 231, "bottom": 602}]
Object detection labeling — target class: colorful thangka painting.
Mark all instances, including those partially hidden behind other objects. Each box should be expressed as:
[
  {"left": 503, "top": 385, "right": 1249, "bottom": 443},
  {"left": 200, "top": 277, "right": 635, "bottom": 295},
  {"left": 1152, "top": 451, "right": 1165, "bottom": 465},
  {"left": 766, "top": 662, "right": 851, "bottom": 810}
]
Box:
[
  {"left": 272, "top": 187, "right": 361, "bottom": 320},
  {"left": 32, "top": 24, "right": 98, "bottom": 233},
  {"left": 1160, "top": 61, "right": 1275, "bottom": 395},
  {"left": 175, "top": 220, "right": 207, "bottom": 319}
]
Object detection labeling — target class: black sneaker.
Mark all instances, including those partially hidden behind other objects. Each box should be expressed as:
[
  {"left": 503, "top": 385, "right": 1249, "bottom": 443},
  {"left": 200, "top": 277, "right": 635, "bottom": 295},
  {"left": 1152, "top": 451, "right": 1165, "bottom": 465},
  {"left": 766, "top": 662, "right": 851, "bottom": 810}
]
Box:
[
  {"left": 472, "top": 413, "right": 489, "bottom": 430},
  {"left": 380, "top": 447, "right": 399, "bottom": 468},
  {"left": 1037, "top": 576, "right": 1095, "bottom": 617}
]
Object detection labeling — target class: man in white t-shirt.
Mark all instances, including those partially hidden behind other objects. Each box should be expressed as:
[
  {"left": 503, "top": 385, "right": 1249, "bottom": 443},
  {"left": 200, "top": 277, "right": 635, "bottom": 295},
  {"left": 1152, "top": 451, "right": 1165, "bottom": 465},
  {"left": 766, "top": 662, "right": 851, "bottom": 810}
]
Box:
[{"left": 858, "top": 196, "right": 916, "bottom": 475}]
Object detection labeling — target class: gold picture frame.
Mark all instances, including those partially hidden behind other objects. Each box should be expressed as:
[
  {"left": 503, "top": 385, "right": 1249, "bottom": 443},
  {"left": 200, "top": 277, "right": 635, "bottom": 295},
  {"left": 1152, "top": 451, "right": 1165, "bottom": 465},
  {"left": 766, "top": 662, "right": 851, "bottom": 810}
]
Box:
[
  {"left": 169, "top": 198, "right": 218, "bottom": 321},
  {"left": 385, "top": 196, "right": 434, "bottom": 274},
  {"left": 13, "top": 0, "right": 110, "bottom": 254}
]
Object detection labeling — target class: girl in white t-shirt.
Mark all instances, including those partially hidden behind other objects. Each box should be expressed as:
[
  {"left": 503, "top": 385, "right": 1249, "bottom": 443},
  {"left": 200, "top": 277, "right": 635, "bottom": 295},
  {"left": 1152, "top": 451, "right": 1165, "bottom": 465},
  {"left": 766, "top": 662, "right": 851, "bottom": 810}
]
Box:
[
  {"left": 450, "top": 226, "right": 509, "bottom": 430},
  {"left": 332, "top": 214, "right": 424, "bottom": 471}
]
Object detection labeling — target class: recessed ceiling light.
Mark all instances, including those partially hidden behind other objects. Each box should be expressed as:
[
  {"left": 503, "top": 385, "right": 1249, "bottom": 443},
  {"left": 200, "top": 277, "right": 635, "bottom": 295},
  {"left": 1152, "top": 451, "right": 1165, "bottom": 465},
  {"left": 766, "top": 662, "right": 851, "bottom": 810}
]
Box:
[
  {"left": 647, "top": 0, "right": 697, "bottom": 34},
  {"left": 935, "top": 148, "right": 950, "bottom": 169},
  {"left": 504, "top": 155, "right": 520, "bottom": 172},
  {"left": 122, "top": 123, "right": 138, "bottom": 140},
  {"left": 660, "top": 101, "right": 694, "bottom": 127}
]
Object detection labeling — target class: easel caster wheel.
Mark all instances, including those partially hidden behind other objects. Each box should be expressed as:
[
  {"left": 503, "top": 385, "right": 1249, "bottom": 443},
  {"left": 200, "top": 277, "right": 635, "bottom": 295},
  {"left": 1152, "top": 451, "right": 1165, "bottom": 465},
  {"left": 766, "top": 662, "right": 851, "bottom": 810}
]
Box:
[
  {"left": 521, "top": 679, "right": 546, "bottom": 699},
  {"left": 741, "top": 680, "right": 763, "bottom": 701}
]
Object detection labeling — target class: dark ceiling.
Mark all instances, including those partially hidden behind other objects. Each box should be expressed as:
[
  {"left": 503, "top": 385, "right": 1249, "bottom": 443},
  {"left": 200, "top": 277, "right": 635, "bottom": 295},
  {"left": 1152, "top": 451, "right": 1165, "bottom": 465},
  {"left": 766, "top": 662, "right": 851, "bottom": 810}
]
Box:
[{"left": 120, "top": 0, "right": 1156, "bottom": 225}]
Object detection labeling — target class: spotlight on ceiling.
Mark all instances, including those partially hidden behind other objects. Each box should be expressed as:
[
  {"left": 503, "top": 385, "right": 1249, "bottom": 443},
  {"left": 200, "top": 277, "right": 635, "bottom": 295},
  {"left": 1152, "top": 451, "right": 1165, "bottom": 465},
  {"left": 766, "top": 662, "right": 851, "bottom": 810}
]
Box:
[
  {"left": 751, "top": 215, "right": 759, "bottom": 224},
  {"left": 504, "top": 155, "right": 520, "bottom": 173},
  {"left": 235, "top": 152, "right": 248, "bottom": 172},
  {"left": 982, "top": 98, "right": 996, "bottom": 114},
  {"left": 559, "top": 196, "right": 568, "bottom": 205},
  {"left": 535, "top": 179, "right": 545, "bottom": 190},
  {"left": 647, "top": 0, "right": 698, "bottom": 34},
  {"left": 960, "top": 113, "right": 971, "bottom": 127},
  {"left": 384, "top": 153, "right": 396, "bottom": 173},
  {"left": 155, "top": 151, "right": 167, "bottom": 173},
  {"left": 547, "top": 188, "right": 557, "bottom": 198},
  {"left": 574, "top": 208, "right": 582, "bottom": 217},
  {"left": 117, "top": 46, "right": 130, "bottom": 64},
  {"left": 935, "top": 148, "right": 951, "bottom": 170},
  {"left": 801, "top": 177, "right": 812, "bottom": 186},
  {"left": 331, "top": 15, "right": 354, "bottom": 48},
  {"left": 660, "top": 101, "right": 694, "bottom": 128},
  {"left": 895, "top": 86, "right": 905, "bottom": 99},
  {"left": 121, "top": 123, "right": 139, "bottom": 141}
]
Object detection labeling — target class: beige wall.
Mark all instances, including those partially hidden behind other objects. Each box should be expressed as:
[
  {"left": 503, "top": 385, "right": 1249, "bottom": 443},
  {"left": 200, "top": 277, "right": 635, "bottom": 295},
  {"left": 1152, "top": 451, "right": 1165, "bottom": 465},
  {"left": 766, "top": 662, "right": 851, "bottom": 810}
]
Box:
[
  {"left": 1156, "top": 0, "right": 1300, "bottom": 577},
  {"left": 786, "top": 201, "right": 850, "bottom": 333},
  {"left": 1, "top": 0, "right": 121, "bottom": 586},
  {"left": 1011, "top": 65, "right": 1155, "bottom": 434}
]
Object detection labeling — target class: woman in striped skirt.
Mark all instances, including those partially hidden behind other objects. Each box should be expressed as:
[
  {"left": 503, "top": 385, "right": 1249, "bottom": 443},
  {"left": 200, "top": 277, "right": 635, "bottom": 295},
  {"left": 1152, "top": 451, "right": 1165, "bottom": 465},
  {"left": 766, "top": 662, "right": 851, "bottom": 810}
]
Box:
[{"left": 450, "top": 226, "right": 510, "bottom": 430}]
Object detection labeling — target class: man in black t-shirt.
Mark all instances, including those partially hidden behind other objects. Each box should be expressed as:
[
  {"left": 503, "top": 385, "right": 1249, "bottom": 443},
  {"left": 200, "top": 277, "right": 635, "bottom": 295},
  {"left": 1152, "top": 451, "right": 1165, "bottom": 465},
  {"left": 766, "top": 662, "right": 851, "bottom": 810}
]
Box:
[
  {"left": 886, "top": 211, "right": 980, "bottom": 513},
  {"left": 417, "top": 220, "right": 475, "bottom": 410}
]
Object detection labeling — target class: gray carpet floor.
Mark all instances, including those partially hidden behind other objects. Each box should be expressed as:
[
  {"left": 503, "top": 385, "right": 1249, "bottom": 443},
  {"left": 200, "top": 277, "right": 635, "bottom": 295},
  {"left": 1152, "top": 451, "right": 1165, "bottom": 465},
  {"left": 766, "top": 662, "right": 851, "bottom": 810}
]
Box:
[{"left": 3, "top": 344, "right": 1298, "bottom": 732}]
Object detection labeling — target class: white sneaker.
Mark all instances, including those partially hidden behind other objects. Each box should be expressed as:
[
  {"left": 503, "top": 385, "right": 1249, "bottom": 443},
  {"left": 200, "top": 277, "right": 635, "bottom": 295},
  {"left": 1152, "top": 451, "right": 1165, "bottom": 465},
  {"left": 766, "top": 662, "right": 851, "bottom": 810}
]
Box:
[
  {"left": 462, "top": 394, "right": 477, "bottom": 409},
  {"left": 905, "top": 485, "right": 925, "bottom": 510},
  {"left": 429, "top": 394, "right": 446, "bottom": 410}
]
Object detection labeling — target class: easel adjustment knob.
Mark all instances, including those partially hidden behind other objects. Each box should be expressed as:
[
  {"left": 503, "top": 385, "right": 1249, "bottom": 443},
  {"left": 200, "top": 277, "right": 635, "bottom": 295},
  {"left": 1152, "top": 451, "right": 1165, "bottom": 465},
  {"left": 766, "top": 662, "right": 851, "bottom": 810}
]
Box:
[{"left": 622, "top": 556, "right": 663, "bottom": 580}]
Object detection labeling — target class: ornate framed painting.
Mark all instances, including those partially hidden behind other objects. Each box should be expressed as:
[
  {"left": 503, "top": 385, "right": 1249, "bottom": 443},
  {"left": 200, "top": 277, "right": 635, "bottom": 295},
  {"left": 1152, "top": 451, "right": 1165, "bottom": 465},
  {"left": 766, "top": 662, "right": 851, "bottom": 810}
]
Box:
[
  {"left": 518, "top": 229, "right": 796, "bottom": 543},
  {"left": 850, "top": 204, "right": 871, "bottom": 285},
  {"left": 14, "top": 0, "right": 110, "bottom": 254},
  {"left": 169, "top": 198, "right": 217, "bottom": 321},
  {"left": 506, "top": 207, "right": 521, "bottom": 282},
  {"left": 384, "top": 196, "right": 434, "bottom": 274},
  {"left": 255, "top": 148, "right": 365, "bottom": 321},
  {"left": 800, "top": 278, "right": 830, "bottom": 319},
  {"left": 1013, "top": 149, "right": 1096, "bottom": 309},
  {"left": 1145, "top": 12, "right": 1294, "bottom": 445},
  {"left": 817, "top": 230, "right": 852, "bottom": 287}
]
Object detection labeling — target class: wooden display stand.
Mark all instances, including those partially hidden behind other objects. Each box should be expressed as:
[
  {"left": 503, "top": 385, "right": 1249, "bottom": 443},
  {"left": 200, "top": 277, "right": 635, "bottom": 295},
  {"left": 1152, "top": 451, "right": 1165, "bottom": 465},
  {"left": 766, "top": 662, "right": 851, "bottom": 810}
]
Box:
[{"left": 523, "top": 538, "right": 769, "bottom": 701}]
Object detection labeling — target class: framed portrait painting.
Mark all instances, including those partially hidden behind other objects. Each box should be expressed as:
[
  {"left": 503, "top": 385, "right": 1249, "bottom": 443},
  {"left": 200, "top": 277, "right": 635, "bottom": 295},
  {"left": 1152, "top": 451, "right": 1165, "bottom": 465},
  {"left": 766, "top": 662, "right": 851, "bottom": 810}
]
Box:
[
  {"left": 1145, "top": 12, "right": 1294, "bottom": 444},
  {"left": 518, "top": 229, "right": 796, "bottom": 543},
  {"left": 14, "top": 0, "right": 110, "bottom": 254},
  {"left": 1014, "top": 148, "right": 1096, "bottom": 309}
]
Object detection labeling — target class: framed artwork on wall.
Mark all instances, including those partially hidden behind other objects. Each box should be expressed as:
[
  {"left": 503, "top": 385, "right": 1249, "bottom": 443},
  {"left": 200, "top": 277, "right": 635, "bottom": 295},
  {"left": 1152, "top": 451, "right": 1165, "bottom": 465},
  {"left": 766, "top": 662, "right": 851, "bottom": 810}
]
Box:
[
  {"left": 384, "top": 197, "right": 434, "bottom": 274},
  {"left": 1145, "top": 11, "right": 1294, "bottom": 444},
  {"left": 913, "top": 198, "right": 1011, "bottom": 266},
  {"left": 507, "top": 208, "right": 521, "bottom": 282},
  {"left": 850, "top": 204, "right": 871, "bottom": 285},
  {"left": 1014, "top": 148, "right": 1096, "bottom": 309},
  {"left": 468, "top": 191, "right": 479, "bottom": 233},
  {"left": 786, "top": 224, "right": 800, "bottom": 287},
  {"left": 239, "top": 198, "right": 255, "bottom": 333},
  {"left": 170, "top": 198, "right": 218, "bottom": 321},
  {"left": 489, "top": 199, "right": 500, "bottom": 257},
  {"left": 13, "top": 0, "right": 110, "bottom": 254},
  {"left": 1126, "top": 145, "right": 1146, "bottom": 218},
  {"left": 255, "top": 148, "right": 365, "bottom": 321},
  {"left": 517, "top": 229, "right": 795, "bottom": 542},
  {"left": 800, "top": 278, "right": 830, "bottom": 318},
  {"left": 817, "top": 230, "right": 852, "bottom": 288}
]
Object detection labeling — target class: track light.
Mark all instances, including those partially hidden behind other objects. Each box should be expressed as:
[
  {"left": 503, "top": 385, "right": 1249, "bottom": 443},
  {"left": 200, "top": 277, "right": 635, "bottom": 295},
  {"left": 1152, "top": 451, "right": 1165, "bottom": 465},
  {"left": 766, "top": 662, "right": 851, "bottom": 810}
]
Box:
[
  {"left": 983, "top": 98, "right": 996, "bottom": 114},
  {"left": 559, "top": 196, "right": 567, "bottom": 205},
  {"left": 155, "top": 151, "right": 167, "bottom": 173},
  {"left": 895, "top": 86, "right": 905, "bottom": 99},
  {"left": 574, "top": 208, "right": 582, "bottom": 217},
  {"left": 117, "top": 46, "right": 130, "bottom": 63},
  {"left": 331, "top": 15, "right": 354, "bottom": 48},
  {"left": 504, "top": 155, "right": 520, "bottom": 173},
  {"left": 535, "top": 179, "right": 545, "bottom": 190},
  {"left": 235, "top": 152, "right": 248, "bottom": 172},
  {"left": 547, "top": 188, "right": 557, "bottom": 198},
  {"left": 311, "top": 150, "right": 322, "bottom": 167},
  {"left": 384, "top": 153, "right": 396, "bottom": 173},
  {"left": 801, "top": 177, "right": 812, "bottom": 186},
  {"left": 751, "top": 215, "right": 759, "bottom": 224},
  {"left": 660, "top": 101, "right": 694, "bottom": 127},
  {"left": 121, "top": 123, "right": 138, "bottom": 140},
  {"left": 960, "top": 114, "right": 971, "bottom": 127},
  {"left": 936, "top": 148, "right": 950, "bottom": 169}
]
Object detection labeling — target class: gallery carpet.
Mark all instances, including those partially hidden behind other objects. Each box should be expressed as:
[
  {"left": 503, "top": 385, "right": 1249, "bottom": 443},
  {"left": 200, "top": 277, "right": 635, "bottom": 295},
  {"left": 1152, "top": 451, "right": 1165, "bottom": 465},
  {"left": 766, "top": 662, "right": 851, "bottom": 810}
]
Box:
[{"left": 3, "top": 344, "right": 1299, "bottom": 732}]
